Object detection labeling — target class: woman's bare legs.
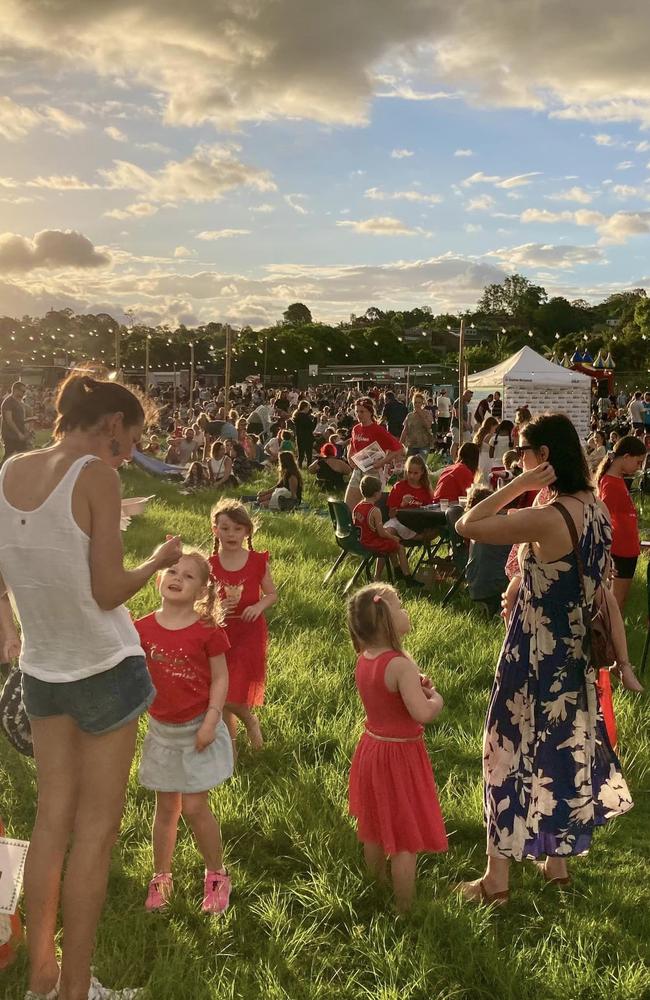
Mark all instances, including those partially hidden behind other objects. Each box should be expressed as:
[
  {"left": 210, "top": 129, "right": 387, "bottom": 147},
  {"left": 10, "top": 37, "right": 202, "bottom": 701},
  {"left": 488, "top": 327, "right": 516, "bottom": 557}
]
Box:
[
  {"left": 152, "top": 792, "right": 183, "bottom": 873},
  {"left": 344, "top": 482, "right": 362, "bottom": 513},
  {"left": 612, "top": 575, "right": 633, "bottom": 612},
  {"left": 457, "top": 855, "right": 510, "bottom": 902},
  {"left": 24, "top": 716, "right": 79, "bottom": 996}
]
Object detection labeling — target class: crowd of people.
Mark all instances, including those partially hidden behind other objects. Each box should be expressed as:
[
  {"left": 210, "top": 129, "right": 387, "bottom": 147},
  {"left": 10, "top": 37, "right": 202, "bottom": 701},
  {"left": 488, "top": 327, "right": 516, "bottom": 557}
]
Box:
[{"left": 0, "top": 371, "right": 647, "bottom": 999}]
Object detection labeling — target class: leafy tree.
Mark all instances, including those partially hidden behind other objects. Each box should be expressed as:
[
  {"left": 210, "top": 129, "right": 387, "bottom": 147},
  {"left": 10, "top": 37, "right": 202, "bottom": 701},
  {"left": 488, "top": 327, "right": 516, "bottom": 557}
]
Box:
[
  {"left": 477, "top": 273, "right": 547, "bottom": 328},
  {"left": 283, "top": 302, "right": 312, "bottom": 325}
]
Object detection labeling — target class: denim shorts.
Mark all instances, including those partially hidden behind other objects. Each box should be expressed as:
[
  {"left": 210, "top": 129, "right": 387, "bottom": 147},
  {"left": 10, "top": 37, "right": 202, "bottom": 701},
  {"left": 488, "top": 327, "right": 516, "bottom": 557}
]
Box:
[{"left": 21, "top": 655, "right": 155, "bottom": 735}]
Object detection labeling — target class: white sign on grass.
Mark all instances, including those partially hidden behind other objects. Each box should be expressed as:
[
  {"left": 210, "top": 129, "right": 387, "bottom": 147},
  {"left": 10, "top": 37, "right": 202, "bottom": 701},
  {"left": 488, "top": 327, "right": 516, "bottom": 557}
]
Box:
[{"left": 0, "top": 837, "right": 29, "bottom": 915}]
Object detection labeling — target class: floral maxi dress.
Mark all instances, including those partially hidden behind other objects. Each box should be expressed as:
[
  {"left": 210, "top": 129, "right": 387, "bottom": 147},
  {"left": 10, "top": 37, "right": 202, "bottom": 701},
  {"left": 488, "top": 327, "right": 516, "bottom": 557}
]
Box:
[{"left": 484, "top": 500, "right": 633, "bottom": 860}]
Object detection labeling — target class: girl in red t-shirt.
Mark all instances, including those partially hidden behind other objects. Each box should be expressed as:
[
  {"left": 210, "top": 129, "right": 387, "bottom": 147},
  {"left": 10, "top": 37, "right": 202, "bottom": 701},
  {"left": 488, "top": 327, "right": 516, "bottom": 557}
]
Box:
[
  {"left": 347, "top": 584, "right": 447, "bottom": 912},
  {"left": 384, "top": 454, "right": 434, "bottom": 540},
  {"left": 135, "top": 551, "right": 233, "bottom": 916},
  {"left": 597, "top": 435, "right": 646, "bottom": 610},
  {"left": 345, "top": 396, "right": 404, "bottom": 512},
  {"left": 210, "top": 499, "right": 278, "bottom": 755}
]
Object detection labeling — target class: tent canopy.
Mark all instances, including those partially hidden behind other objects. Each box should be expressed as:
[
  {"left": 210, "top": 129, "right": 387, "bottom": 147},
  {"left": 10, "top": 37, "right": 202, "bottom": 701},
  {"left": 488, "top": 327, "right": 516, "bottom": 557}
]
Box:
[{"left": 467, "top": 346, "right": 592, "bottom": 389}]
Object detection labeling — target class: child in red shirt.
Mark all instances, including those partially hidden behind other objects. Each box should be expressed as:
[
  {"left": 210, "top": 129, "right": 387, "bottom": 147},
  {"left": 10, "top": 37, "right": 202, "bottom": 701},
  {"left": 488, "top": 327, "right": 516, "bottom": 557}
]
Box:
[
  {"left": 432, "top": 442, "right": 479, "bottom": 503},
  {"left": 135, "top": 550, "right": 233, "bottom": 917},
  {"left": 384, "top": 454, "right": 434, "bottom": 540},
  {"left": 353, "top": 476, "right": 422, "bottom": 587}
]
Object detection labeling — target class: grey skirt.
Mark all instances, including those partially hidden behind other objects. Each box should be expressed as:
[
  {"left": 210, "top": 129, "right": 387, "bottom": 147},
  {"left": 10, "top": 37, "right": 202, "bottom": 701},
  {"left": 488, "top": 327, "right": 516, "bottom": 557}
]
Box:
[{"left": 139, "top": 714, "right": 234, "bottom": 793}]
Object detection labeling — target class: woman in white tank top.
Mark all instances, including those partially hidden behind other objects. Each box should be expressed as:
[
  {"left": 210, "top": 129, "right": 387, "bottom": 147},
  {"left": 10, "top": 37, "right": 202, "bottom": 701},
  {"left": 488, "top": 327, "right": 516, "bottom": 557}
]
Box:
[{"left": 0, "top": 373, "right": 181, "bottom": 1000}]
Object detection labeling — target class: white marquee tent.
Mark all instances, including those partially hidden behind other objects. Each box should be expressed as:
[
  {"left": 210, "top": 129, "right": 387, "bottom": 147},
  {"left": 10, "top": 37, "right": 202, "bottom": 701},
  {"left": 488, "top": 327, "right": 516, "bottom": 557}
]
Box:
[{"left": 467, "top": 346, "right": 593, "bottom": 439}]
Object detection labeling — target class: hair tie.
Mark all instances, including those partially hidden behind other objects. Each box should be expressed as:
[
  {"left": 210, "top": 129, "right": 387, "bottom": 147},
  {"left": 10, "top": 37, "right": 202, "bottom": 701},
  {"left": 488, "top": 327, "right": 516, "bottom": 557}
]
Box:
[{"left": 373, "top": 594, "right": 382, "bottom": 604}]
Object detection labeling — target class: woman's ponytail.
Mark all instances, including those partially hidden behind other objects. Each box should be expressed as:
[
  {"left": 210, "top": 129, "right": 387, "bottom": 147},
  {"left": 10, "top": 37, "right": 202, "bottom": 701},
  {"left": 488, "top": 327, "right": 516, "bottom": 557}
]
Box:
[{"left": 54, "top": 372, "right": 151, "bottom": 439}]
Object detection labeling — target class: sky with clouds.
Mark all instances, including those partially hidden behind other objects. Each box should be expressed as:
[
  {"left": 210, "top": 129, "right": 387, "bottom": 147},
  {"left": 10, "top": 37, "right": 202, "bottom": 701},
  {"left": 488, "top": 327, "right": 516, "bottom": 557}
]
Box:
[{"left": 1, "top": 0, "right": 650, "bottom": 328}]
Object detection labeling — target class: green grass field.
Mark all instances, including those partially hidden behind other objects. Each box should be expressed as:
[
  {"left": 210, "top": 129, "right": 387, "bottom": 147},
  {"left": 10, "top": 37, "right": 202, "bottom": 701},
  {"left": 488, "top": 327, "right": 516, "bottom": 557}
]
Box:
[{"left": 2, "top": 467, "right": 650, "bottom": 1000}]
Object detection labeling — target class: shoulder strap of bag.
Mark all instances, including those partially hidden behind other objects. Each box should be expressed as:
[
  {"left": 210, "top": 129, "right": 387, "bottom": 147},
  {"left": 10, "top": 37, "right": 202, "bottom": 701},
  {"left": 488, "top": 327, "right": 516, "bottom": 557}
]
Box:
[{"left": 553, "top": 501, "right": 587, "bottom": 605}]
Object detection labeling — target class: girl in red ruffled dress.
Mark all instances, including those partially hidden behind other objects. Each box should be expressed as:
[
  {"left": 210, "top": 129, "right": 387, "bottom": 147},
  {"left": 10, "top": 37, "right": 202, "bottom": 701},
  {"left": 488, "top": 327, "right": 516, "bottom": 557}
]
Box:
[
  {"left": 347, "top": 583, "right": 447, "bottom": 912},
  {"left": 210, "top": 499, "right": 278, "bottom": 754}
]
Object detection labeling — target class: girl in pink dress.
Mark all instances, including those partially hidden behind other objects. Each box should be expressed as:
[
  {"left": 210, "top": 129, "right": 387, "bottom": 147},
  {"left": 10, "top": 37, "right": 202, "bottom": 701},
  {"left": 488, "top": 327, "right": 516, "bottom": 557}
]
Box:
[
  {"left": 209, "top": 500, "right": 278, "bottom": 754},
  {"left": 347, "top": 583, "right": 447, "bottom": 912}
]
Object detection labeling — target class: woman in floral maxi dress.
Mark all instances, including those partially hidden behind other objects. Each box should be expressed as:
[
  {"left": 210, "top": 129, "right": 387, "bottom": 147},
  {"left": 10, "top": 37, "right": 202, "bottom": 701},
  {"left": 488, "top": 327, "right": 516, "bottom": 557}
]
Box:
[{"left": 455, "top": 413, "right": 638, "bottom": 904}]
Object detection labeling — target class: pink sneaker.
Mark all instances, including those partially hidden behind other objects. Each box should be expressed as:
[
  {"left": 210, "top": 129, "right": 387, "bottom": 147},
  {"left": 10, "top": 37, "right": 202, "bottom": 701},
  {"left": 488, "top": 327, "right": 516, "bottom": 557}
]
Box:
[
  {"left": 202, "top": 869, "right": 231, "bottom": 915},
  {"left": 144, "top": 873, "right": 173, "bottom": 912}
]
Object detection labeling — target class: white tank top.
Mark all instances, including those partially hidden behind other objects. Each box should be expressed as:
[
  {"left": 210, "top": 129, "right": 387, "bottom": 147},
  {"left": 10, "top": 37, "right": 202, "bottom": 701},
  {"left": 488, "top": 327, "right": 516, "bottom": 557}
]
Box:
[{"left": 0, "top": 454, "right": 144, "bottom": 682}]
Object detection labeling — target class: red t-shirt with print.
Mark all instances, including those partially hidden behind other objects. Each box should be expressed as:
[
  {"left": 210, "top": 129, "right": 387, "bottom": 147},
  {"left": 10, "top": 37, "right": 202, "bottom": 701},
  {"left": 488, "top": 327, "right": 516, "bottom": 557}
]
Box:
[
  {"left": 349, "top": 422, "right": 401, "bottom": 457},
  {"left": 432, "top": 462, "right": 475, "bottom": 503},
  {"left": 388, "top": 480, "right": 434, "bottom": 511},
  {"left": 135, "top": 613, "right": 230, "bottom": 723}
]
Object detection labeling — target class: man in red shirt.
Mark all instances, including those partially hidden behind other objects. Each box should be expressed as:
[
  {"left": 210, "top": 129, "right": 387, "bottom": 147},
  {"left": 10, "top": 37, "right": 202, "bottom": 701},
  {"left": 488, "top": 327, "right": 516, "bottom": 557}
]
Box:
[{"left": 433, "top": 443, "right": 479, "bottom": 502}]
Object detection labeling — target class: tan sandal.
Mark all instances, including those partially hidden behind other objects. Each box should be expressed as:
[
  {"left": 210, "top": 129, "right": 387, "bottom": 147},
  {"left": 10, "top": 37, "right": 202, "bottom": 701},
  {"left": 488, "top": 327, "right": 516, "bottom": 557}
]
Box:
[
  {"left": 534, "top": 860, "right": 571, "bottom": 886},
  {"left": 455, "top": 878, "right": 509, "bottom": 907}
]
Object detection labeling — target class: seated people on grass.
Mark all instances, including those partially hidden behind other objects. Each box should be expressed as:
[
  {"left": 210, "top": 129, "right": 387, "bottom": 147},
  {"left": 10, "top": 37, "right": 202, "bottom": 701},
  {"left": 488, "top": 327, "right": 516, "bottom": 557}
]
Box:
[
  {"left": 432, "top": 442, "right": 479, "bottom": 503},
  {"left": 352, "top": 475, "right": 422, "bottom": 587},
  {"left": 208, "top": 440, "right": 234, "bottom": 487},
  {"left": 384, "top": 454, "right": 434, "bottom": 540},
  {"left": 463, "top": 486, "right": 511, "bottom": 616},
  {"left": 258, "top": 451, "right": 304, "bottom": 508},
  {"left": 308, "top": 442, "right": 352, "bottom": 491}
]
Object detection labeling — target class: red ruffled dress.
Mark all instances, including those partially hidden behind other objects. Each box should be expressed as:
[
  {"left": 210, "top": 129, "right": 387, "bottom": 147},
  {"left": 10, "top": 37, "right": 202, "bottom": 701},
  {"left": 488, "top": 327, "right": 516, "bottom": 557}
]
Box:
[
  {"left": 348, "top": 650, "right": 447, "bottom": 856},
  {"left": 209, "top": 550, "right": 269, "bottom": 706}
]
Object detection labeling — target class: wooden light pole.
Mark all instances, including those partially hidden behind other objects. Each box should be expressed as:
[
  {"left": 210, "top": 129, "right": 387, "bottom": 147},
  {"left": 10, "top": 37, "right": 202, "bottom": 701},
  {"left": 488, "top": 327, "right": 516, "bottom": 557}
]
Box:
[
  {"left": 145, "top": 334, "right": 151, "bottom": 390},
  {"left": 223, "top": 324, "right": 233, "bottom": 408},
  {"left": 189, "top": 341, "right": 195, "bottom": 409},
  {"left": 457, "top": 317, "right": 465, "bottom": 440}
]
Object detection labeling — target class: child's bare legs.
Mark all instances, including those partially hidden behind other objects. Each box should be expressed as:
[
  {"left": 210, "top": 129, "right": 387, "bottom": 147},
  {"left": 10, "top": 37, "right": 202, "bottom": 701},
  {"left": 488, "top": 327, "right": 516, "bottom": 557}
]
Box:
[
  {"left": 374, "top": 557, "right": 386, "bottom": 581},
  {"left": 225, "top": 701, "right": 263, "bottom": 749},
  {"left": 181, "top": 792, "right": 223, "bottom": 871},
  {"left": 152, "top": 792, "right": 182, "bottom": 873},
  {"left": 390, "top": 852, "right": 417, "bottom": 913},
  {"left": 363, "top": 842, "right": 388, "bottom": 884},
  {"left": 396, "top": 546, "right": 411, "bottom": 577}
]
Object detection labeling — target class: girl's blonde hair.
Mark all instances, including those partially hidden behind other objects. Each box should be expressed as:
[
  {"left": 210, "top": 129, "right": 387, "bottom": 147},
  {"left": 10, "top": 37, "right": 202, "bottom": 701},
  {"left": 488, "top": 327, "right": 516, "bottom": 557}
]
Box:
[
  {"left": 211, "top": 499, "right": 255, "bottom": 552},
  {"left": 347, "top": 584, "right": 403, "bottom": 654},
  {"left": 177, "top": 549, "right": 224, "bottom": 627}
]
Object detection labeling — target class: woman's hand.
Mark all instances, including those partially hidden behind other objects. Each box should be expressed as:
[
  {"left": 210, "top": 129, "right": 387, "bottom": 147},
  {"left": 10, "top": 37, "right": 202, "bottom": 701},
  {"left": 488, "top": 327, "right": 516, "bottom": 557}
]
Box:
[
  {"left": 152, "top": 535, "right": 183, "bottom": 570},
  {"left": 501, "top": 576, "right": 520, "bottom": 623},
  {"left": 2, "top": 636, "right": 21, "bottom": 661},
  {"left": 512, "top": 462, "right": 557, "bottom": 494},
  {"left": 195, "top": 721, "right": 217, "bottom": 751},
  {"left": 241, "top": 602, "right": 264, "bottom": 622},
  {"left": 612, "top": 661, "right": 644, "bottom": 693}
]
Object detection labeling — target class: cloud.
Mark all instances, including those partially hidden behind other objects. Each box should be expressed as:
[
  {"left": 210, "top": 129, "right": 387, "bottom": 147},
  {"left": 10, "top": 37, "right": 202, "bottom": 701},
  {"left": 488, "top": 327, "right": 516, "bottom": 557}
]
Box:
[
  {"left": 487, "top": 242, "right": 605, "bottom": 270},
  {"left": 593, "top": 133, "right": 615, "bottom": 146},
  {"left": 546, "top": 186, "right": 595, "bottom": 204},
  {"left": 26, "top": 175, "right": 100, "bottom": 191},
  {"left": 465, "top": 194, "right": 495, "bottom": 212},
  {"left": 0, "top": 96, "right": 84, "bottom": 141},
  {"left": 284, "top": 193, "right": 309, "bottom": 215},
  {"left": 249, "top": 203, "right": 275, "bottom": 214},
  {"left": 454, "top": 148, "right": 474, "bottom": 157},
  {"left": 336, "top": 216, "right": 431, "bottom": 236},
  {"left": 464, "top": 223, "right": 483, "bottom": 232},
  {"left": 100, "top": 144, "right": 275, "bottom": 207},
  {"left": 4, "top": 1, "right": 650, "bottom": 132},
  {"left": 0, "top": 250, "right": 506, "bottom": 327},
  {"left": 195, "top": 229, "right": 251, "bottom": 240},
  {"left": 462, "top": 171, "right": 541, "bottom": 189},
  {"left": 173, "top": 246, "right": 196, "bottom": 258},
  {"left": 616, "top": 161, "right": 633, "bottom": 171},
  {"left": 364, "top": 186, "right": 442, "bottom": 205},
  {"left": 390, "top": 149, "right": 414, "bottom": 159},
  {"left": 105, "top": 125, "right": 127, "bottom": 142},
  {"left": 104, "top": 202, "right": 159, "bottom": 219},
  {"left": 0, "top": 230, "right": 110, "bottom": 272},
  {"left": 520, "top": 205, "right": 650, "bottom": 245}
]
